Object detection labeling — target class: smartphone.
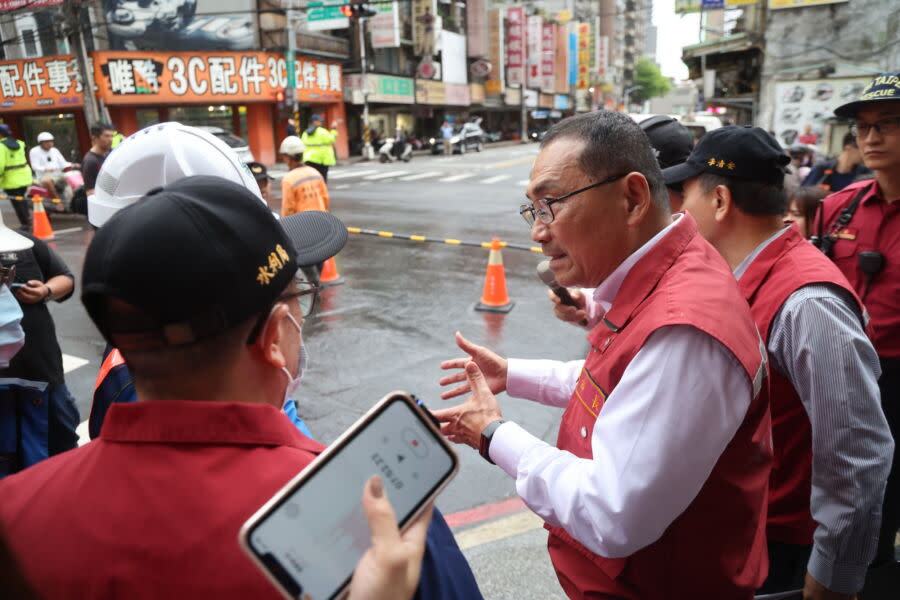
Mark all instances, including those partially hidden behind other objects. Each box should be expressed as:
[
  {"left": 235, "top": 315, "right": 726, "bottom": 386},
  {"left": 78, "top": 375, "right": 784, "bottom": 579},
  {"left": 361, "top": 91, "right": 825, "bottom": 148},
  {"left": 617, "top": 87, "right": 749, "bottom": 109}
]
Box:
[
  {"left": 239, "top": 391, "right": 459, "bottom": 600},
  {"left": 9, "top": 283, "right": 25, "bottom": 289}
]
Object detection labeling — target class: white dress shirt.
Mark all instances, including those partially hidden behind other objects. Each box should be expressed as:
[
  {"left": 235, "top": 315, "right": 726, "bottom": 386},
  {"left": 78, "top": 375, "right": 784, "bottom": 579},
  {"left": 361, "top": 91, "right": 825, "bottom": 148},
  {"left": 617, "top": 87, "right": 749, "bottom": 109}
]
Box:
[
  {"left": 494, "top": 217, "right": 754, "bottom": 558},
  {"left": 29, "top": 146, "right": 70, "bottom": 180}
]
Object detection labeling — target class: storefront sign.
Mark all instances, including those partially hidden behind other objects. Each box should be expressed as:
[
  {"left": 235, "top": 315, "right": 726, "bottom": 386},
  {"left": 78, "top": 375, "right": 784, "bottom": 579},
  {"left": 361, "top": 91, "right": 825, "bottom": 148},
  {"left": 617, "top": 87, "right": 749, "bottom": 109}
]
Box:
[
  {"left": 524, "top": 88, "right": 538, "bottom": 108},
  {"left": 772, "top": 78, "right": 868, "bottom": 146},
  {"left": 769, "top": 0, "right": 844, "bottom": 8},
  {"left": 541, "top": 24, "right": 555, "bottom": 93},
  {"left": 539, "top": 93, "right": 553, "bottom": 109},
  {"left": 469, "top": 83, "right": 486, "bottom": 105},
  {"left": 0, "top": 0, "right": 60, "bottom": 9},
  {"left": 467, "top": 0, "right": 487, "bottom": 58},
  {"left": 554, "top": 94, "right": 570, "bottom": 110},
  {"left": 413, "top": 0, "right": 439, "bottom": 57},
  {"left": 0, "top": 55, "right": 84, "bottom": 113},
  {"left": 415, "top": 79, "right": 445, "bottom": 105},
  {"left": 305, "top": 0, "right": 350, "bottom": 32},
  {"left": 504, "top": 87, "right": 521, "bottom": 106},
  {"left": 597, "top": 36, "right": 609, "bottom": 80},
  {"left": 506, "top": 6, "right": 525, "bottom": 87},
  {"left": 526, "top": 15, "right": 542, "bottom": 89},
  {"left": 441, "top": 31, "right": 468, "bottom": 85},
  {"left": 92, "top": 51, "right": 343, "bottom": 105},
  {"left": 576, "top": 22, "right": 591, "bottom": 90},
  {"left": 555, "top": 24, "right": 568, "bottom": 94},
  {"left": 445, "top": 82, "right": 471, "bottom": 106},
  {"left": 344, "top": 74, "right": 414, "bottom": 104},
  {"left": 675, "top": 0, "right": 757, "bottom": 12},
  {"left": 371, "top": 2, "right": 401, "bottom": 49},
  {"left": 486, "top": 8, "right": 505, "bottom": 95},
  {"left": 568, "top": 26, "right": 577, "bottom": 86},
  {"left": 102, "top": 0, "right": 256, "bottom": 49}
]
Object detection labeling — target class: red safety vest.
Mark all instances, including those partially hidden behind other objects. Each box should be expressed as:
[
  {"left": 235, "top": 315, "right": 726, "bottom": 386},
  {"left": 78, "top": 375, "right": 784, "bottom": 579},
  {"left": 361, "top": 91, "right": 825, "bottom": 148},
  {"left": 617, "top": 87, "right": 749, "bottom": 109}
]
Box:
[
  {"left": 738, "top": 226, "right": 865, "bottom": 545},
  {"left": 546, "top": 213, "right": 772, "bottom": 600}
]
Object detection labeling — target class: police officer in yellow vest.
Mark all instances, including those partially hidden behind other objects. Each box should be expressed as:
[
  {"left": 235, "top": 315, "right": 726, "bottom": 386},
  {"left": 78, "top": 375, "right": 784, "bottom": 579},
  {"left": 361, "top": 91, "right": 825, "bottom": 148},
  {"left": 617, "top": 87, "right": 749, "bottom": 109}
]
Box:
[
  {"left": 0, "top": 124, "right": 35, "bottom": 229},
  {"left": 300, "top": 114, "right": 339, "bottom": 182}
]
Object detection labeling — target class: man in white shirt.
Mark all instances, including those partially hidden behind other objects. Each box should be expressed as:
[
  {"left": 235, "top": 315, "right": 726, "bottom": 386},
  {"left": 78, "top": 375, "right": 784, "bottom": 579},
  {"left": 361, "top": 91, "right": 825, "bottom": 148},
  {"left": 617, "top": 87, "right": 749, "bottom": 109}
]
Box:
[
  {"left": 28, "top": 132, "right": 71, "bottom": 201},
  {"left": 433, "top": 111, "right": 772, "bottom": 599}
]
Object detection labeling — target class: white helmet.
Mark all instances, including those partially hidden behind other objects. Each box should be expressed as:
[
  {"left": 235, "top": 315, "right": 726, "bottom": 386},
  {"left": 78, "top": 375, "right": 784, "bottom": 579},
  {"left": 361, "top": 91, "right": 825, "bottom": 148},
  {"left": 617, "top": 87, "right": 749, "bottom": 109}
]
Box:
[
  {"left": 88, "top": 122, "right": 262, "bottom": 227},
  {"left": 37, "top": 132, "right": 54, "bottom": 143},
  {"left": 279, "top": 136, "right": 305, "bottom": 156}
]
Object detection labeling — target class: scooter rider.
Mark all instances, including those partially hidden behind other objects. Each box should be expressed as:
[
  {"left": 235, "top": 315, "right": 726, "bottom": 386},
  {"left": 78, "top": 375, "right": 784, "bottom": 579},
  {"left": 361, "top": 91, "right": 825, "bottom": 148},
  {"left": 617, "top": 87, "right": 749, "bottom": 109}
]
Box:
[
  {"left": 28, "top": 132, "right": 74, "bottom": 203},
  {"left": 393, "top": 126, "right": 408, "bottom": 159}
]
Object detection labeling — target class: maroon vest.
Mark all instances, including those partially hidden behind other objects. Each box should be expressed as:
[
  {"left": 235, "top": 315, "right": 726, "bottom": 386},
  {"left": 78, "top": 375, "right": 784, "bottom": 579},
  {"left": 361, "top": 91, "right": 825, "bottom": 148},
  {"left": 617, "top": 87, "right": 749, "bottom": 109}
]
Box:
[
  {"left": 546, "top": 214, "right": 772, "bottom": 600},
  {"left": 738, "top": 226, "right": 865, "bottom": 545}
]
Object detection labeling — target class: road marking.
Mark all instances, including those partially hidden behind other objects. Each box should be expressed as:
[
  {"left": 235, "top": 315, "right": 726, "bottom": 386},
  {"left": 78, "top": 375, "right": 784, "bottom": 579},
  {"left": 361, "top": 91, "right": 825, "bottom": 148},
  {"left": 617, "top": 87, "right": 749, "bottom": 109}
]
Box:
[
  {"left": 446, "top": 497, "right": 527, "bottom": 528},
  {"left": 439, "top": 173, "right": 476, "bottom": 182},
  {"left": 454, "top": 510, "right": 544, "bottom": 550},
  {"left": 53, "top": 226, "right": 84, "bottom": 235},
  {"left": 334, "top": 184, "right": 351, "bottom": 190},
  {"left": 364, "top": 171, "right": 408, "bottom": 180},
  {"left": 517, "top": 179, "right": 530, "bottom": 186},
  {"left": 487, "top": 156, "right": 535, "bottom": 169},
  {"left": 329, "top": 169, "right": 377, "bottom": 180},
  {"left": 481, "top": 174, "right": 510, "bottom": 184},
  {"left": 62, "top": 353, "right": 89, "bottom": 374},
  {"left": 398, "top": 171, "right": 442, "bottom": 181}
]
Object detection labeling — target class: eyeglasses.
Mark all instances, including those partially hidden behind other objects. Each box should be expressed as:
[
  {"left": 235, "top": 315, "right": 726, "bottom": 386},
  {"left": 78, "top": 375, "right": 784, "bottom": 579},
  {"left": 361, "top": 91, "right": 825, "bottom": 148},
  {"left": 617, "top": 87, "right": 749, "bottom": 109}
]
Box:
[
  {"left": 519, "top": 172, "right": 628, "bottom": 226},
  {"left": 851, "top": 116, "right": 900, "bottom": 138},
  {"left": 245, "top": 275, "right": 320, "bottom": 345}
]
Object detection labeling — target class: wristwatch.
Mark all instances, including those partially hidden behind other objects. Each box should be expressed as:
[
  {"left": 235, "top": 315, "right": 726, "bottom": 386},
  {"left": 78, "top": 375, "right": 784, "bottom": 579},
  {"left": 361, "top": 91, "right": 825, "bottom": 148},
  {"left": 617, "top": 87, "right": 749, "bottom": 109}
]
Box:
[{"left": 479, "top": 419, "right": 506, "bottom": 465}]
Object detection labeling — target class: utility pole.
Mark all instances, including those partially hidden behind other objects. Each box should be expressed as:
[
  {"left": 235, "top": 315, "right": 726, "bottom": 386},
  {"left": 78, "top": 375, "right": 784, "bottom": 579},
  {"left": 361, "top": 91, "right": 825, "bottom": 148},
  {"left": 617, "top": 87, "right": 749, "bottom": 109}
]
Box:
[
  {"left": 520, "top": 85, "right": 527, "bottom": 143},
  {"left": 63, "top": 0, "right": 101, "bottom": 126},
  {"left": 359, "top": 15, "right": 374, "bottom": 160},
  {"left": 286, "top": 2, "right": 299, "bottom": 118}
]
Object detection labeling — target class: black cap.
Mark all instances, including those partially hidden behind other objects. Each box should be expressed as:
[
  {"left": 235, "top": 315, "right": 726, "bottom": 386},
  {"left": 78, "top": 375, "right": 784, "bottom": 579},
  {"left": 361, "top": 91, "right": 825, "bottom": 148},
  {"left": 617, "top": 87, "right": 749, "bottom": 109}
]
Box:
[
  {"left": 834, "top": 72, "right": 900, "bottom": 118},
  {"left": 246, "top": 161, "right": 272, "bottom": 181},
  {"left": 82, "top": 175, "right": 347, "bottom": 349},
  {"left": 639, "top": 116, "right": 694, "bottom": 169},
  {"left": 662, "top": 126, "right": 790, "bottom": 186}
]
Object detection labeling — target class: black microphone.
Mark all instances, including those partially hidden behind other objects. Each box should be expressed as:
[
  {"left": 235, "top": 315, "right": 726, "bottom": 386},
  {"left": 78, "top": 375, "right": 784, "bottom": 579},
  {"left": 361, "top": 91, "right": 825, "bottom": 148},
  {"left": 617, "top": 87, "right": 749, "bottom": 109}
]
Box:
[{"left": 537, "top": 260, "right": 587, "bottom": 326}]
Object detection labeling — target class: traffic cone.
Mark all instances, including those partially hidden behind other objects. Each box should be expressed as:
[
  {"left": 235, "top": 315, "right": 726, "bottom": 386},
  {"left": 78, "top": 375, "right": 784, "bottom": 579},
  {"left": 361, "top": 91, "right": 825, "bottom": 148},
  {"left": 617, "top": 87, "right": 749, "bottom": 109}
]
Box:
[
  {"left": 32, "top": 195, "right": 55, "bottom": 241},
  {"left": 474, "top": 238, "right": 514, "bottom": 313},
  {"left": 319, "top": 256, "right": 344, "bottom": 286}
]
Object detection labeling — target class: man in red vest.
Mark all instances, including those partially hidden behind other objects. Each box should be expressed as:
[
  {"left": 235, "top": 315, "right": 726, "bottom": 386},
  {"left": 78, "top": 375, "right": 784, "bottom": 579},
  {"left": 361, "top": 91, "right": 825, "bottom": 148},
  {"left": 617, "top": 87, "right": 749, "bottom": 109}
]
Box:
[
  {"left": 434, "top": 111, "right": 772, "bottom": 599},
  {"left": 663, "top": 126, "right": 892, "bottom": 599},
  {"left": 815, "top": 72, "right": 900, "bottom": 573}
]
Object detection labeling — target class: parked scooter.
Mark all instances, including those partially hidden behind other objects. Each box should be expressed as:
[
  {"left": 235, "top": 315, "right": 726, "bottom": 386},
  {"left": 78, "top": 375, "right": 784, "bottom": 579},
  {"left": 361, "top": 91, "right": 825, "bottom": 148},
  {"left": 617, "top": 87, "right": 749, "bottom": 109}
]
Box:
[
  {"left": 379, "top": 137, "right": 413, "bottom": 163},
  {"left": 26, "top": 167, "right": 86, "bottom": 214}
]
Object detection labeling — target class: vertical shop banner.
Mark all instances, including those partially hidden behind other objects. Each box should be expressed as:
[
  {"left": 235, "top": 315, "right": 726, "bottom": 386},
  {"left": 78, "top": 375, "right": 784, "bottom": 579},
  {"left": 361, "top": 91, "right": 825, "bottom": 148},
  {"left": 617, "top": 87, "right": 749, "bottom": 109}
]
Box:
[
  {"left": 486, "top": 8, "right": 505, "bottom": 95},
  {"left": 92, "top": 51, "right": 342, "bottom": 105},
  {"left": 103, "top": 0, "right": 257, "bottom": 50},
  {"left": 526, "top": 15, "right": 542, "bottom": 89},
  {"left": 413, "top": 0, "right": 439, "bottom": 57},
  {"left": 0, "top": 55, "right": 84, "bottom": 112},
  {"left": 597, "top": 36, "right": 609, "bottom": 80},
  {"left": 466, "top": 0, "right": 487, "bottom": 58},
  {"left": 568, "top": 25, "right": 577, "bottom": 86},
  {"left": 540, "top": 24, "right": 555, "bottom": 93},
  {"left": 554, "top": 23, "right": 568, "bottom": 94},
  {"left": 590, "top": 17, "right": 598, "bottom": 73},
  {"left": 441, "top": 31, "right": 468, "bottom": 84},
  {"left": 576, "top": 23, "right": 591, "bottom": 90},
  {"left": 371, "top": 2, "right": 401, "bottom": 48},
  {"left": 505, "top": 6, "right": 525, "bottom": 87}
]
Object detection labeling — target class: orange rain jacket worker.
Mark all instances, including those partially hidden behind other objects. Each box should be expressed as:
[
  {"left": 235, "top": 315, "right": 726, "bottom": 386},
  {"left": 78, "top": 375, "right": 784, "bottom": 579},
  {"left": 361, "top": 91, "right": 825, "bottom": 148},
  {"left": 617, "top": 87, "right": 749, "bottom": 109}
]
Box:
[{"left": 279, "top": 136, "right": 330, "bottom": 217}]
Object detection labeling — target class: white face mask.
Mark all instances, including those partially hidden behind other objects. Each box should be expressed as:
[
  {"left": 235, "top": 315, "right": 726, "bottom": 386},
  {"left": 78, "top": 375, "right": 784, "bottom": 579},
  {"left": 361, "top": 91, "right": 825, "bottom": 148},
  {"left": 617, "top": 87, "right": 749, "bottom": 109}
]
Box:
[{"left": 280, "top": 312, "right": 308, "bottom": 408}]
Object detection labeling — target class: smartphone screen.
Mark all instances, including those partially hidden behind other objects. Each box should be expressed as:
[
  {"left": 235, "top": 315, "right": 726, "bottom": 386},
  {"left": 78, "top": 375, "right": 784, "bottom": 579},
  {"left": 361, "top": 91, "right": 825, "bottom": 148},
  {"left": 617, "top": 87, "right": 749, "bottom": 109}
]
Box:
[{"left": 244, "top": 395, "right": 456, "bottom": 600}]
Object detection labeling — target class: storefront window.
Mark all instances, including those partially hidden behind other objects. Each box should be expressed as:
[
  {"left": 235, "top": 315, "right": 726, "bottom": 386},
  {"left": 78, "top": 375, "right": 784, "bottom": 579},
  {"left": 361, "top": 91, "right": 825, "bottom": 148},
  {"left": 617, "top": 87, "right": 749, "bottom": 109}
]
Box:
[
  {"left": 21, "top": 113, "right": 79, "bottom": 162},
  {"left": 168, "top": 105, "right": 235, "bottom": 133},
  {"left": 396, "top": 113, "right": 414, "bottom": 133},
  {"left": 136, "top": 108, "right": 161, "bottom": 129}
]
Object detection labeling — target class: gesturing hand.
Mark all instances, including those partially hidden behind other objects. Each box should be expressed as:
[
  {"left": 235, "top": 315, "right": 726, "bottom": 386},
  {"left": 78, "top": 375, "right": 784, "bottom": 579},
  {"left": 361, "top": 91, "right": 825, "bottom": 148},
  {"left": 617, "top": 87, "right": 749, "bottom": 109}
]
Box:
[
  {"left": 349, "top": 476, "right": 433, "bottom": 600},
  {"left": 439, "top": 332, "right": 508, "bottom": 400},
  {"left": 433, "top": 362, "right": 504, "bottom": 449}
]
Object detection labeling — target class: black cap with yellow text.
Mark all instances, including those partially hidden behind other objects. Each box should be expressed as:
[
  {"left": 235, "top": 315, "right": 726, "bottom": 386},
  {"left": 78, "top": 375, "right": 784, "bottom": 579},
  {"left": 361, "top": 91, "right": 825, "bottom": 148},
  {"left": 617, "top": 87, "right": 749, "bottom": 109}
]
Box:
[
  {"left": 834, "top": 72, "right": 900, "bottom": 118},
  {"left": 82, "top": 175, "right": 346, "bottom": 349},
  {"left": 661, "top": 126, "right": 790, "bottom": 186}
]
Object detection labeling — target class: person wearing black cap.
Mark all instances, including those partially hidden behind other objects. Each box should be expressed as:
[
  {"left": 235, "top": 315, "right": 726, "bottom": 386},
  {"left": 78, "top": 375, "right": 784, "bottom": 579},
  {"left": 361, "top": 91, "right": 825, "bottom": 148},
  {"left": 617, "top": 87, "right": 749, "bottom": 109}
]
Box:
[
  {"left": 815, "top": 71, "right": 900, "bottom": 571},
  {"left": 0, "top": 176, "right": 352, "bottom": 597},
  {"left": 663, "top": 126, "right": 892, "bottom": 599},
  {"left": 246, "top": 161, "right": 273, "bottom": 202}
]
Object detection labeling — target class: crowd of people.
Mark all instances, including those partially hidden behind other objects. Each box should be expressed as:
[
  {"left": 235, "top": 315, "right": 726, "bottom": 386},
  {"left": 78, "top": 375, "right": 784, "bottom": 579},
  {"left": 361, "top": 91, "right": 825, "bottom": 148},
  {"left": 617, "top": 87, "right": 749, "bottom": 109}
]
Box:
[{"left": 0, "top": 70, "right": 897, "bottom": 600}]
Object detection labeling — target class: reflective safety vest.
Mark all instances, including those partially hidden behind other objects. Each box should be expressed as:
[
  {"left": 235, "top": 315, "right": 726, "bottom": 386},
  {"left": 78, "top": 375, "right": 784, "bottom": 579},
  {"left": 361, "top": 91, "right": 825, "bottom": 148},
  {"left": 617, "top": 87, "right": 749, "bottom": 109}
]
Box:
[
  {"left": 1, "top": 137, "right": 34, "bottom": 189},
  {"left": 89, "top": 347, "right": 136, "bottom": 439},
  {"left": 300, "top": 126, "right": 338, "bottom": 166},
  {"left": 111, "top": 131, "right": 124, "bottom": 149}
]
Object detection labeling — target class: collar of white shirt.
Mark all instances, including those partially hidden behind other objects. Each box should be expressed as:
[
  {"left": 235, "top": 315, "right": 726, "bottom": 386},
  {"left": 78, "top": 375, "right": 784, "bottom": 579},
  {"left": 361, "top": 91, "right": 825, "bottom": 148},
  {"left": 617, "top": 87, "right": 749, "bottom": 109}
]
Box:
[
  {"left": 733, "top": 225, "right": 791, "bottom": 280},
  {"left": 591, "top": 213, "right": 682, "bottom": 315}
]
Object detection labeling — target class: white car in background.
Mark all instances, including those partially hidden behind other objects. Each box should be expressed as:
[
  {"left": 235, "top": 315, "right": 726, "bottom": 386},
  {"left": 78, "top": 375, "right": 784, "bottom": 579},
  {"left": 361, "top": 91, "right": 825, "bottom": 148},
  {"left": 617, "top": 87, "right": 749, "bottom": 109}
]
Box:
[
  {"left": 629, "top": 113, "right": 723, "bottom": 143},
  {"left": 196, "top": 126, "right": 255, "bottom": 163}
]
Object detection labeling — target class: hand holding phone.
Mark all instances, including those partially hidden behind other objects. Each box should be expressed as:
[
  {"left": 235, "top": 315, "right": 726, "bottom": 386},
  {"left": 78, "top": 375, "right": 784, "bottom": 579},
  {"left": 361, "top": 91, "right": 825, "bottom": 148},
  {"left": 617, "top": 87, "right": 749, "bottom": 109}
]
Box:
[{"left": 240, "top": 392, "right": 458, "bottom": 600}]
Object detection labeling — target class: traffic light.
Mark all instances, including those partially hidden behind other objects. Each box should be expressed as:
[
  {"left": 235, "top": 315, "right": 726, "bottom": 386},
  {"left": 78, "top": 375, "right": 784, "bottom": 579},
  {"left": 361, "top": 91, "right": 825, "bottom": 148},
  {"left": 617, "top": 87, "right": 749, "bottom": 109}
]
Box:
[
  {"left": 340, "top": 2, "right": 376, "bottom": 18},
  {"left": 276, "top": 87, "right": 295, "bottom": 118}
]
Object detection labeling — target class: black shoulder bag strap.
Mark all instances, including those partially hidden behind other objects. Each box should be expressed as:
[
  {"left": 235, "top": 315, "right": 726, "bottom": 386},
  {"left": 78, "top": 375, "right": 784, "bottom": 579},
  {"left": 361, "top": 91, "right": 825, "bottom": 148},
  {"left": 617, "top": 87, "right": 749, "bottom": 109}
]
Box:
[{"left": 816, "top": 185, "right": 869, "bottom": 257}]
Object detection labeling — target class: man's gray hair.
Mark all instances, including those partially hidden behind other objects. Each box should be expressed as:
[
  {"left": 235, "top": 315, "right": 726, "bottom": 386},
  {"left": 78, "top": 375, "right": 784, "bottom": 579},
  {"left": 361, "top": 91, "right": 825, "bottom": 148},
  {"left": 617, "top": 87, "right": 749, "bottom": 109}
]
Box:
[{"left": 541, "top": 111, "right": 670, "bottom": 210}]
